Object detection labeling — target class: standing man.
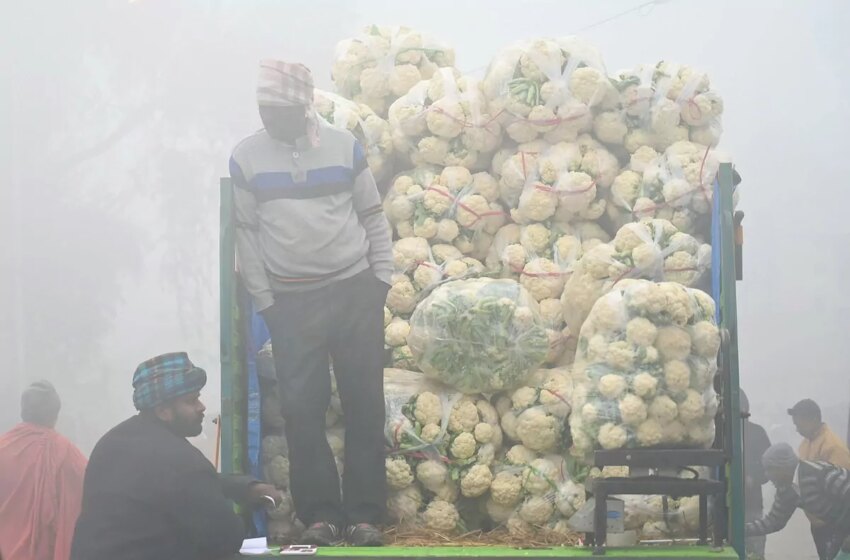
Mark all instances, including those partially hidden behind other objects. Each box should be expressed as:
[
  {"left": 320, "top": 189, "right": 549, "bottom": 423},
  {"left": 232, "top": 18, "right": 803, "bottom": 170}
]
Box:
[
  {"left": 789, "top": 399, "right": 850, "bottom": 559},
  {"left": 0, "top": 381, "right": 87, "bottom": 560},
  {"left": 71, "top": 353, "right": 281, "bottom": 560},
  {"left": 230, "top": 61, "right": 393, "bottom": 547},
  {"left": 746, "top": 443, "right": 850, "bottom": 560},
  {"left": 741, "top": 391, "right": 771, "bottom": 560}
]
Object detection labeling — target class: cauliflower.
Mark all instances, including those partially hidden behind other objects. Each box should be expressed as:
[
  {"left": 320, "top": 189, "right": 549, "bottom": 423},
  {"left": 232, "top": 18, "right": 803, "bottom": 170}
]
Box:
[
  {"left": 523, "top": 458, "right": 559, "bottom": 496},
  {"left": 555, "top": 479, "right": 586, "bottom": 518},
  {"left": 422, "top": 186, "right": 455, "bottom": 216},
  {"left": 626, "top": 317, "right": 658, "bottom": 347},
  {"left": 691, "top": 321, "right": 720, "bottom": 358},
  {"left": 416, "top": 136, "right": 450, "bottom": 165},
  {"left": 636, "top": 419, "right": 664, "bottom": 447},
  {"left": 598, "top": 374, "right": 628, "bottom": 400},
  {"left": 262, "top": 436, "right": 288, "bottom": 464},
  {"left": 384, "top": 306, "right": 392, "bottom": 327},
  {"left": 569, "top": 67, "right": 608, "bottom": 106},
  {"left": 435, "top": 219, "right": 460, "bottom": 243},
  {"left": 486, "top": 499, "right": 516, "bottom": 524},
  {"left": 631, "top": 372, "right": 659, "bottom": 399},
  {"left": 663, "top": 360, "right": 692, "bottom": 396},
  {"left": 385, "top": 318, "right": 411, "bottom": 347},
  {"left": 688, "top": 421, "right": 716, "bottom": 447},
  {"left": 521, "top": 258, "right": 566, "bottom": 302},
  {"left": 460, "top": 464, "right": 494, "bottom": 498},
  {"left": 648, "top": 395, "right": 679, "bottom": 423},
  {"left": 606, "top": 340, "right": 636, "bottom": 371},
  {"left": 389, "top": 64, "right": 422, "bottom": 97},
  {"left": 386, "top": 457, "right": 415, "bottom": 490},
  {"left": 426, "top": 98, "right": 465, "bottom": 138},
  {"left": 619, "top": 394, "right": 648, "bottom": 427},
  {"left": 630, "top": 146, "right": 659, "bottom": 173},
  {"left": 663, "top": 420, "right": 687, "bottom": 444},
  {"left": 519, "top": 496, "right": 556, "bottom": 525},
  {"left": 392, "top": 345, "right": 416, "bottom": 369},
  {"left": 416, "top": 460, "right": 449, "bottom": 493},
  {"left": 455, "top": 194, "right": 490, "bottom": 230},
  {"left": 413, "top": 217, "right": 439, "bottom": 239},
  {"left": 516, "top": 407, "right": 561, "bottom": 453},
  {"left": 359, "top": 67, "right": 391, "bottom": 99},
  {"left": 413, "top": 263, "right": 442, "bottom": 291},
  {"left": 450, "top": 432, "right": 477, "bottom": 460},
  {"left": 413, "top": 392, "right": 443, "bottom": 426},
  {"left": 501, "top": 410, "right": 519, "bottom": 441},
  {"left": 517, "top": 186, "right": 558, "bottom": 222},
  {"left": 490, "top": 471, "right": 524, "bottom": 506},
  {"left": 594, "top": 111, "right": 628, "bottom": 145},
  {"left": 448, "top": 399, "right": 480, "bottom": 433},
  {"left": 656, "top": 326, "right": 692, "bottom": 361},
  {"left": 387, "top": 484, "right": 423, "bottom": 524},
  {"left": 678, "top": 389, "right": 706, "bottom": 424},
  {"left": 420, "top": 423, "right": 442, "bottom": 443},
  {"left": 474, "top": 422, "right": 494, "bottom": 444},
  {"left": 393, "top": 237, "right": 430, "bottom": 272},
  {"left": 443, "top": 259, "right": 469, "bottom": 279},
  {"left": 386, "top": 277, "right": 417, "bottom": 315},
  {"left": 505, "top": 444, "right": 537, "bottom": 466},
  {"left": 598, "top": 422, "right": 629, "bottom": 450},
  {"left": 555, "top": 171, "right": 596, "bottom": 216},
  {"left": 423, "top": 500, "right": 460, "bottom": 532}
]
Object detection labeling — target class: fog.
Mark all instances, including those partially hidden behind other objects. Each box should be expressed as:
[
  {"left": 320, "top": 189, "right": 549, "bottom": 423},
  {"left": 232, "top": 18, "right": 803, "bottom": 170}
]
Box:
[{"left": 2, "top": 1, "right": 849, "bottom": 556}]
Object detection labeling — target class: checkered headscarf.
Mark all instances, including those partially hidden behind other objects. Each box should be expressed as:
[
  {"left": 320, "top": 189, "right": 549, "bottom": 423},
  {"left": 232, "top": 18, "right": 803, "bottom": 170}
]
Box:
[
  {"left": 132, "top": 352, "right": 207, "bottom": 411},
  {"left": 257, "top": 60, "right": 320, "bottom": 147}
]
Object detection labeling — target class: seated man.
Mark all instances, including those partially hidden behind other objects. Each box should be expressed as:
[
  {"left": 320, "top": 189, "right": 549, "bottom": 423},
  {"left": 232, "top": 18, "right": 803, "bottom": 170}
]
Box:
[
  {"left": 746, "top": 443, "right": 850, "bottom": 560},
  {"left": 71, "top": 352, "right": 281, "bottom": 560},
  {"left": 0, "top": 381, "right": 87, "bottom": 560}
]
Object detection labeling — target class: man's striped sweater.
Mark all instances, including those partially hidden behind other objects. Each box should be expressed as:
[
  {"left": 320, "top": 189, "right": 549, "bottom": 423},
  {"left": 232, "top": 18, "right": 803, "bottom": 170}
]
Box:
[
  {"left": 230, "top": 120, "right": 393, "bottom": 311},
  {"left": 746, "top": 460, "right": 850, "bottom": 536}
]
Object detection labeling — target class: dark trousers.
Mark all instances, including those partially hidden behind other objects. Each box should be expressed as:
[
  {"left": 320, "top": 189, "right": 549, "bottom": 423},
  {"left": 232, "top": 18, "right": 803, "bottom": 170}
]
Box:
[
  {"left": 811, "top": 523, "right": 846, "bottom": 560},
  {"left": 263, "top": 269, "right": 388, "bottom": 527}
]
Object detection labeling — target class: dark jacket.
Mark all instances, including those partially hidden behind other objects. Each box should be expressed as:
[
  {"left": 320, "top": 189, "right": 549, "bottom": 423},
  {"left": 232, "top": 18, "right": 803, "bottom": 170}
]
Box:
[
  {"left": 741, "top": 392, "right": 771, "bottom": 512},
  {"left": 71, "top": 414, "right": 253, "bottom": 560}
]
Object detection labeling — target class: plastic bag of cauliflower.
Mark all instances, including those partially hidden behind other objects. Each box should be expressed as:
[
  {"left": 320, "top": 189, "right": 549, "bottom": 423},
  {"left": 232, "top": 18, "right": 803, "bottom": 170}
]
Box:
[
  {"left": 332, "top": 25, "right": 456, "bottom": 117},
  {"left": 482, "top": 37, "right": 618, "bottom": 145},
  {"left": 314, "top": 89, "right": 394, "bottom": 182},
  {"left": 388, "top": 69, "right": 504, "bottom": 171},
  {"left": 495, "top": 368, "right": 573, "bottom": 454},
  {"left": 384, "top": 166, "right": 507, "bottom": 258},
  {"left": 383, "top": 368, "right": 505, "bottom": 531},
  {"left": 621, "top": 494, "right": 703, "bottom": 541},
  {"left": 568, "top": 279, "right": 720, "bottom": 456},
  {"left": 561, "top": 219, "right": 711, "bottom": 338},
  {"left": 608, "top": 141, "right": 727, "bottom": 235},
  {"left": 408, "top": 278, "right": 550, "bottom": 393},
  {"left": 485, "top": 450, "right": 585, "bottom": 540},
  {"left": 608, "top": 62, "right": 723, "bottom": 156}
]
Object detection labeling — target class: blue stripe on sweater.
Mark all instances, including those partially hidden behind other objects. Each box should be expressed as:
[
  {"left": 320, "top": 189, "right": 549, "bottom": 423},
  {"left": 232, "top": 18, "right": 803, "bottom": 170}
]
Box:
[{"left": 250, "top": 166, "right": 353, "bottom": 191}]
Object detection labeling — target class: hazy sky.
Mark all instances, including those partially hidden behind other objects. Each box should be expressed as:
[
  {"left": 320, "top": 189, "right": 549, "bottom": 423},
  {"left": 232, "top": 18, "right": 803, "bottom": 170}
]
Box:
[{"left": 3, "top": 5, "right": 849, "bottom": 551}]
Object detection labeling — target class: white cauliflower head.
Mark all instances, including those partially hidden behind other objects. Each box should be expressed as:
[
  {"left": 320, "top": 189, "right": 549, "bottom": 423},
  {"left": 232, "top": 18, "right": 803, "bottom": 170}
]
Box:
[
  {"left": 460, "top": 464, "right": 494, "bottom": 498},
  {"left": 386, "top": 457, "right": 415, "bottom": 490},
  {"left": 423, "top": 500, "right": 459, "bottom": 532}
]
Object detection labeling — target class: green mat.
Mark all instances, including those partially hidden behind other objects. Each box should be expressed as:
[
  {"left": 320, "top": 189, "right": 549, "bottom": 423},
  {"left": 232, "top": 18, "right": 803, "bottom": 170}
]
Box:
[{"left": 245, "top": 545, "right": 738, "bottom": 559}]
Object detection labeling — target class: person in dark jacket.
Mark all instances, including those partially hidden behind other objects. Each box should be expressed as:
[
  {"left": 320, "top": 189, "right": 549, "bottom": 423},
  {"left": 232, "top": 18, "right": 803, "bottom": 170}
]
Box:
[
  {"left": 71, "top": 352, "right": 281, "bottom": 560},
  {"left": 740, "top": 390, "right": 772, "bottom": 559}
]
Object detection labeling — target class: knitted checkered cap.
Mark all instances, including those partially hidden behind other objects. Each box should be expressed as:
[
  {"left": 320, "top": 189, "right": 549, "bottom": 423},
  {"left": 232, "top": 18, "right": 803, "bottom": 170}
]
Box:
[
  {"left": 132, "top": 352, "right": 207, "bottom": 411},
  {"left": 257, "top": 60, "right": 315, "bottom": 107}
]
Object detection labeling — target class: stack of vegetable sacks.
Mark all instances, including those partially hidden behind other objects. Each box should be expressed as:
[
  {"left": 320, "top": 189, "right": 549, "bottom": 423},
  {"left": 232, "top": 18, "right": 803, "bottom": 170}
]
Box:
[
  {"left": 247, "top": 24, "right": 736, "bottom": 543},
  {"left": 569, "top": 279, "right": 720, "bottom": 456}
]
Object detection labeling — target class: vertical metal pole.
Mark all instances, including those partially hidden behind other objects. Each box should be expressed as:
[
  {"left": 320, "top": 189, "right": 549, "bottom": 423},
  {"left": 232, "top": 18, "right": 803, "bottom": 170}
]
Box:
[
  {"left": 219, "top": 178, "right": 236, "bottom": 475},
  {"left": 718, "top": 163, "right": 745, "bottom": 558}
]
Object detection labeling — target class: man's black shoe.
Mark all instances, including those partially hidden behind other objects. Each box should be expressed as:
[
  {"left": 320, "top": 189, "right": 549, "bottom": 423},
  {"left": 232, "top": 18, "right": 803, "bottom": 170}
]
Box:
[
  {"left": 345, "top": 523, "right": 384, "bottom": 546},
  {"left": 301, "top": 522, "right": 342, "bottom": 546}
]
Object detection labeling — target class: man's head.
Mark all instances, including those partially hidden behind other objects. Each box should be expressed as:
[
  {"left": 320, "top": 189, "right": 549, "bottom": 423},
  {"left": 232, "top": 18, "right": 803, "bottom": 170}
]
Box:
[
  {"left": 132, "top": 352, "right": 207, "bottom": 438},
  {"left": 788, "top": 398, "right": 822, "bottom": 439},
  {"left": 20, "top": 380, "right": 61, "bottom": 428},
  {"left": 256, "top": 60, "right": 317, "bottom": 144},
  {"left": 762, "top": 442, "right": 799, "bottom": 486}
]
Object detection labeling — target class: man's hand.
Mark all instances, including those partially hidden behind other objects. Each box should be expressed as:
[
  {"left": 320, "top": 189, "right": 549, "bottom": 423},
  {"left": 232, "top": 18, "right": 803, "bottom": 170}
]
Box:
[{"left": 246, "top": 482, "right": 285, "bottom": 509}]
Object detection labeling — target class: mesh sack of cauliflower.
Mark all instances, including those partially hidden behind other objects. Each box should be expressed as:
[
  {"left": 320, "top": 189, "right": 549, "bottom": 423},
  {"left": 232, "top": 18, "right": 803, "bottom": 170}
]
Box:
[
  {"left": 388, "top": 69, "right": 504, "bottom": 171},
  {"left": 314, "top": 89, "right": 394, "bottom": 182},
  {"left": 608, "top": 141, "right": 727, "bottom": 235},
  {"left": 494, "top": 135, "right": 620, "bottom": 214},
  {"left": 383, "top": 369, "right": 505, "bottom": 531},
  {"left": 561, "top": 219, "right": 711, "bottom": 338},
  {"left": 485, "top": 451, "right": 585, "bottom": 539},
  {"left": 621, "top": 494, "right": 703, "bottom": 540},
  {"left": 384, "top": 166, "right": 507, "bottom": 258},
  {"left": 331, "top": 25, "right": 456, "bottom": 117},
  {"left": 495, "top": 368, "right": 574, "bottom": 454},
  {"left": 607, "top": 62, "right": 723, "bottom": 156},
  {"left": 407, "top": 278, "right": 550, "bottom": 394},
  {"left": 481, "top": 37, "right": 619, "bottom": 145},
  {"left": 568, "top": 279, "right": 720, "bottom": 456}
]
